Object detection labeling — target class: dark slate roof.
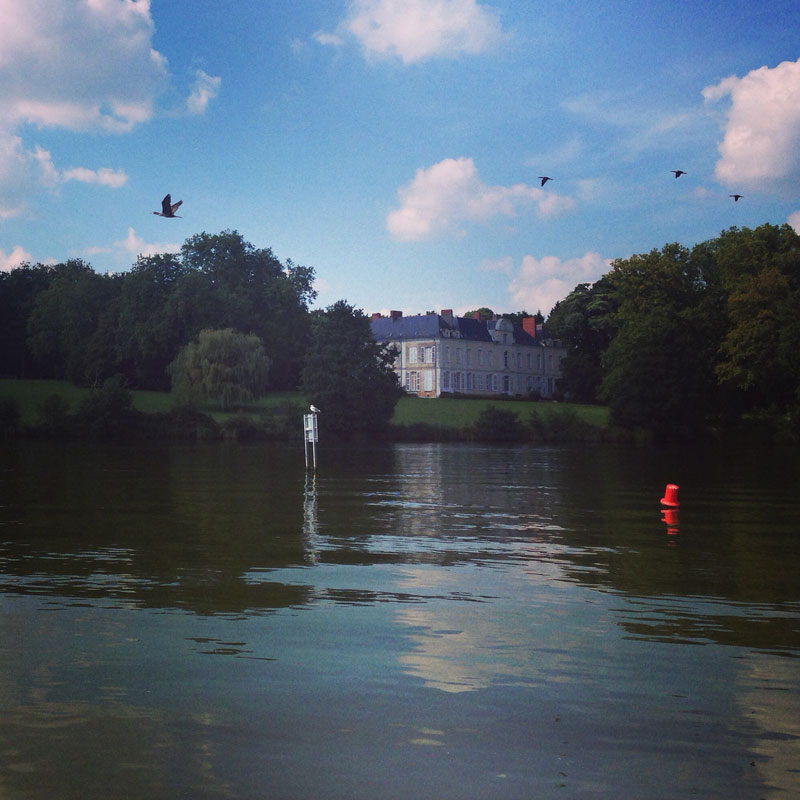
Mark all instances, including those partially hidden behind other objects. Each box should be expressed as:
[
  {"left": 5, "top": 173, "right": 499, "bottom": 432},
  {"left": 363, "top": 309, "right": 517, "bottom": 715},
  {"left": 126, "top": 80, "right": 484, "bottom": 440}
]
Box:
[
  {"left": 371, "top": 313, "right": 550, "bottom": 347},
  {"left": 454, "top": 316, "right": 493, "bottom": 341},
  {"left": 371, "top": 314, "right": 442, "bottom": 341}
]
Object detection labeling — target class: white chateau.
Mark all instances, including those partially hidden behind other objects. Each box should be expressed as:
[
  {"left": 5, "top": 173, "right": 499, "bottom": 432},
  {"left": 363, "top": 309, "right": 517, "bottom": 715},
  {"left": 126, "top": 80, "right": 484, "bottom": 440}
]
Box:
[{"left": 370, "top": 309, "right": 566, "bottom": 398}]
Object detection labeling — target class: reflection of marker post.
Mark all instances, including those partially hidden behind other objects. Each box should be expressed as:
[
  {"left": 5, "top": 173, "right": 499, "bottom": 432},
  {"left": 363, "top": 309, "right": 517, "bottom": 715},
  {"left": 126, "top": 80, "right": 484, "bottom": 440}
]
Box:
[{"left": 303, "top": 413, "right": 318, "bottom": 470}]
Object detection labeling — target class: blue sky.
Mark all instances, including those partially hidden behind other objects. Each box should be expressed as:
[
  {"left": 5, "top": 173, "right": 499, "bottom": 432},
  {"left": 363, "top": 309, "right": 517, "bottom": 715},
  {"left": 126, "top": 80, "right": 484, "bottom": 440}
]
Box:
[{"left": 1, "top": 0, "right": 799, "bottom": 318}]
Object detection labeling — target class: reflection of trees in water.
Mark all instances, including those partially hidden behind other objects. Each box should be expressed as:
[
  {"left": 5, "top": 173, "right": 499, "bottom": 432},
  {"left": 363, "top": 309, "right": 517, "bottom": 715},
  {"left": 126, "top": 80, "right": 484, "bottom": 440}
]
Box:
[{"left": 0, "top": 441, "right": 312, "bottom": 614}]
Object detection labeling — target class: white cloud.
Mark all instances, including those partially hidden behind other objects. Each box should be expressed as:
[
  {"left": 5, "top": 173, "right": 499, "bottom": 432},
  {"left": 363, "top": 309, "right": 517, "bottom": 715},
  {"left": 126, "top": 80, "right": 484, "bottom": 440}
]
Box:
[
  {"left": 114, "top": 227, "right": 180, "bottom": 258},
  {"left": 0, "top": 244, "right": 32, "bottom": 272},
  {"left": 0, "top": 1, "right": 212, "bottom": 217},
  {"left": 316, "top": 0, "right": 504, "bottom": 64},
  {"left": 789, "top": 211, "right": 800, "bottom": 235},
  {"left": 386, "top": 157, "right": 575, "bottom": 241},
  {"left": 60, "top": 164, "right": 129, "bottom": 188},
  {"left": 703, "top": 59, "right": 800, "bottom": 193},
  {"left": 186, "top": 69, "right": 221, "bottom": 115},
  {"left": 507, "top": 252, "right": 611, "bottom": 315},
  {"left": 0, "top": 0, "right": 165, "bottom": 133}
]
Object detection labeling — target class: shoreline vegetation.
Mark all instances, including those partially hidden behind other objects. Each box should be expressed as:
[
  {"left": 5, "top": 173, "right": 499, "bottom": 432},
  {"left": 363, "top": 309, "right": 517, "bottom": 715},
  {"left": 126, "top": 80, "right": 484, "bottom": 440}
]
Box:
[
  {"left": 0, "top": 377, "right": 630, "bottom": 444},
  {"left": 1, "top": 377, "right": 792, "bottom": 445}
]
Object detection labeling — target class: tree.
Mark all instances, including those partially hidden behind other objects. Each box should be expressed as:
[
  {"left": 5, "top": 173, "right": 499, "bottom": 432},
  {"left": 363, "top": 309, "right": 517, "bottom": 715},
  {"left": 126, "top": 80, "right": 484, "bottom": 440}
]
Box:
[
  {"left": 546, "top": 278, "right": 617, "bottom": 402},
  {"left": 302, "top": 301, "right": 402, "bottom": 439},
  {"left": 463, "top": 307, "right": 495, "bottom": 320},
  {"left": 0, "top": 263, "right": 56, "bottom": 378},
  {"left": 598, "top": 244, "right": 721, "bottom": 440},
  {"left": 716, "top": 267, "right": 800, "bottom": 411},
  {"left": 168, "top": 328, "right": 271, "bottom": 410},
  {"left": 178, "top": 231, "right": 316, "bottom": 389},
  {"left": 26, "top": 260, "right": 122, "bottom": 384},
  {"left": 116, "top": 253, "right": 188, "bottom": 390}
]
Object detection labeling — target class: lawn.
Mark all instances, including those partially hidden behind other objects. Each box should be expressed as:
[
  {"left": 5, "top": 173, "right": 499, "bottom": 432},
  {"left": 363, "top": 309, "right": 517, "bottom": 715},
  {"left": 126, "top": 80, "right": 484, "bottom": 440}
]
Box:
[
  {"left": 1, "top": 379, "right": 608, "bottom": 430},
  {"left": 393, "top": 395, "right": 609, "bottom": 428}
]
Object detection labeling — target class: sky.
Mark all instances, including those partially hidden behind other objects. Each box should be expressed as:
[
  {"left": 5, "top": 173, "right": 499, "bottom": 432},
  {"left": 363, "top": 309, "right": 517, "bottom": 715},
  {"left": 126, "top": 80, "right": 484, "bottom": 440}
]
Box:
[{"left": 1, "top": 0, "right": 799, "bottom": 318}]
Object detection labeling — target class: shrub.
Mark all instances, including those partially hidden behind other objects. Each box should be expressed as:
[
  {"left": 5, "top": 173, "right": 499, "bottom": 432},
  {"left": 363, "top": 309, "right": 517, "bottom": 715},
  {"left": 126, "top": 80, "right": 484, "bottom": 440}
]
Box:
[
  {"left": 472, "top": 405, "right": 524, "bottom": 442},
  {"left": 36, "top": 393, "right": 72, "bottom": 436},
  {"left": 0, "top": 395, "right": 21, "bottom": 438}
]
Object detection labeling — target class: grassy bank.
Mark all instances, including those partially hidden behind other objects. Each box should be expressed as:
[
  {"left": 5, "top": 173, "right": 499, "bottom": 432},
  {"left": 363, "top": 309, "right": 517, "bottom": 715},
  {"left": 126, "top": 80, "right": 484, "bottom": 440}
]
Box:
[
  {"left": 393, "top": 394, "right": 608, "bottom": 428},
  {"left": 0, "top": 378, "right": 611, "bottom": 441}
]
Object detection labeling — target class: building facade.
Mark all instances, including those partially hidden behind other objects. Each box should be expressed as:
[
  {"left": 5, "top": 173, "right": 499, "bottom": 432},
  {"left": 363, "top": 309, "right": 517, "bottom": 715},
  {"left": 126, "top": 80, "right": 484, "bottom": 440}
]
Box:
[{"left": 370, "top": 309, "right": 566, "bottom": 399}]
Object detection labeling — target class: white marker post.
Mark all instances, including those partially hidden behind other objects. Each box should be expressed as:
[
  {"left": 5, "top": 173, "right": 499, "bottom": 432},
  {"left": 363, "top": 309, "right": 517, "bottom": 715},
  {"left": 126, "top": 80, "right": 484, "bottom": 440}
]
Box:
[{"left": 303, "top": 412, "right": 318, "bottom": 471}]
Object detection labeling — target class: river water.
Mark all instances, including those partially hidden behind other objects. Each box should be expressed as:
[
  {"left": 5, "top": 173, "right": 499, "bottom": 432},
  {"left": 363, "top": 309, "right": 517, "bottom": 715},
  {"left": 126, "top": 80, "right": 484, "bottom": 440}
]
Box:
[{"left": 0, "top": 440, "right": 798, "bottom": 799}]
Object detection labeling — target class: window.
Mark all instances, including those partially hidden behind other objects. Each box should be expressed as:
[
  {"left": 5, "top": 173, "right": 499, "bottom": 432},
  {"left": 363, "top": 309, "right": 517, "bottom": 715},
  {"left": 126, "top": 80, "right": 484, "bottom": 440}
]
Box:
[
  {"left": 503, "top": 350, "right": 509, "bottom": 368},
  {"left": 453, "top": 372, "right": 462, "bottom": 391},
  {"left": 405, "top": 371, "right": 420, "bottom": 392},
  {"left": 442, "top": 371, "right": 450, "bottom": 390},
  {"left": 503, "top": 375, "right": 511, "bottom": 394},
  {"left": 478, "top": 350, "right": 484, "bottom": 366},
  {"left": 408, "top": 346, "right": 417, "bottom": 363},
  {"left": 477, "top": 374, "right": 484, "bottom": 391},
  {"left": 466, "top": 349, "right": 472, "bottom": 366},
  {"left": 424, "top": 370, "right": 433, "bottom": 392},
  {"left": 466, "top": 372, "right": 474, "bottom": 391},
  {"left": 527, "top": 353, "right": 532, "bottom": 369},
  {"left": 516, "top": 352, "right": 521, "bottom": 369},
  {"left": 455, "top": 348, "right": 463, "bottom": 365},
  {"left": 492, "top": 374, "right": 498, "bottom": 392}
]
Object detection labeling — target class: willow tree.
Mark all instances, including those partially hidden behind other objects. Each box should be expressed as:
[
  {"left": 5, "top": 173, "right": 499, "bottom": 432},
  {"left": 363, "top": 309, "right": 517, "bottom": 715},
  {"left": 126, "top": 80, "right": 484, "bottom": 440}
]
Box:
[{"left": 168, "top": 328, "right": 271, "bottom": 411}]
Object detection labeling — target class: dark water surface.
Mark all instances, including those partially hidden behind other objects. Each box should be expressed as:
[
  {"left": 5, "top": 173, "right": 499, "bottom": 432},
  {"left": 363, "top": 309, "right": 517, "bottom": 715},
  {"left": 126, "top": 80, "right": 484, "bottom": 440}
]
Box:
[{"left": 1, "top": 441, "right": 798, "bottom": 799}]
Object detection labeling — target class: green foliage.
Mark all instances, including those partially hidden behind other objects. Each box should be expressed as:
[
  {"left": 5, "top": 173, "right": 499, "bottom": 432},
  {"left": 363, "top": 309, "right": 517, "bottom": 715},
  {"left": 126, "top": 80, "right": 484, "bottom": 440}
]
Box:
[
  {"left": 463, "top": 306, "right": 495, "bottom": 320},
  {"left": 26, "top": 260, "right": 122, "bottom": 384},
  {"left": 168, "top": 328, "right": 271, "bottom": 411},
  {"left": 471, "top": 405, "right": 524, "bottom": 441},
  {"left": 527, "top": 407, "right": 592, "bottom": 441},
  {"left": 546, "top": 278, "right": 617, "bottom": 402},
  {"left": 0, "top": 395, "right": 21, "bottom": 438},
  {"left": 36, "top": 393, "right": 72, "bottom": 436},
  {"left": 0, "top": 263, "right": 56, "bottom": 378},
  {"left": 221, "top": 412, "right": 264, "bottom": 440},
  {"left": 260, "top": 399, "right": 305, "bottom": 439},
  {"left": 302, "top": 300, "right": 402, "bottom": 439},
  {"left": 74, "top": 374, "right": 138, "bottom": 438}
]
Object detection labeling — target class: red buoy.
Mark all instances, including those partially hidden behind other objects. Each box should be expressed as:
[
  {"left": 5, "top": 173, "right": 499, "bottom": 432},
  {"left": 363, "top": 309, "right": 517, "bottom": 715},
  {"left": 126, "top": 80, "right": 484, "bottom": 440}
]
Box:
[{"left": 660, "top": 484, "right": 679, "bottom": 507}]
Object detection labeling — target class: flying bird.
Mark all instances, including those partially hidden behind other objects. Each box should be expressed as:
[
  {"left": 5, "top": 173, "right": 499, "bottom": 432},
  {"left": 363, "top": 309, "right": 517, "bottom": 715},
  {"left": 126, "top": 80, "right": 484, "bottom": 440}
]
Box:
[
  {"left": 671, "top": 170, "right": 686, "bottom": 178},
  {"left": 153, "top": 194, "right": 183, "bottom": 218},
  {"left": 730, "top": 194, "right": 743, "bottom": 202},
  {"left": 310, "top": 405, "right": 321, "bottom": 414},
  {"left": 538, "top": 176, "right": 552, "bottom": 186}
]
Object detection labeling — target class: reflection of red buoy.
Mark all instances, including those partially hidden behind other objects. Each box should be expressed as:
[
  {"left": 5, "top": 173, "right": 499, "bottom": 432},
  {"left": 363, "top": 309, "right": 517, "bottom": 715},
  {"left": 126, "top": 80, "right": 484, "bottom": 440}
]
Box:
[
  {"left": 660, "top": 483, "right": 679, "bottom": 507},
  {"left": 661, "top": 508, "right": 679, "bottom": 534}
]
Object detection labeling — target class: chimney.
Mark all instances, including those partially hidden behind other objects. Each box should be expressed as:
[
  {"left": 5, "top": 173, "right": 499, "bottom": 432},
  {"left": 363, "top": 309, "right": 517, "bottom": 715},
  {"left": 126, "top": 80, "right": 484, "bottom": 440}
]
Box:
[
  {"left": 371, "top": 312, "right": 382, "bottom": 321},
  {"left": 390, "top": 310, "right": 403, "bottom": 320},
  {"left": 472, "top": 311, "right": 481, "bottom": 319},
  {"left": 440, "top": 308, "right": 453, "bottom": 318},
  {"left": 522, "top": 316, "right": 537, "bottom": 338}
]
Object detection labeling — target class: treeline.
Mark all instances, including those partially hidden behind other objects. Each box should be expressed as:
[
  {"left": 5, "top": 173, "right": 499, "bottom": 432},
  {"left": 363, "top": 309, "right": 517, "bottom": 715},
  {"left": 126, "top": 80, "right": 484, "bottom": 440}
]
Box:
[
  {"left": 3, "top": 223, "right": 798, "bottom": 444},
  {"left": 1, "top": 230, "right": 403, "bottom": 439},
  {"left": 0, "top": 230, "right": 315, "bottom": 392},
  {"left": 547, "top": 223, "right": 800, "bottom": 442}
]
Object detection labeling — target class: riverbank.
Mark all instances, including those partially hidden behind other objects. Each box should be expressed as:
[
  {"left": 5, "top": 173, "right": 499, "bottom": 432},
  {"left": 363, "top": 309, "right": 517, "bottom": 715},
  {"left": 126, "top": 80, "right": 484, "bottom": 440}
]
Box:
[{"left": 1, "top": 378, "right": 626, "bottom": 443}]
